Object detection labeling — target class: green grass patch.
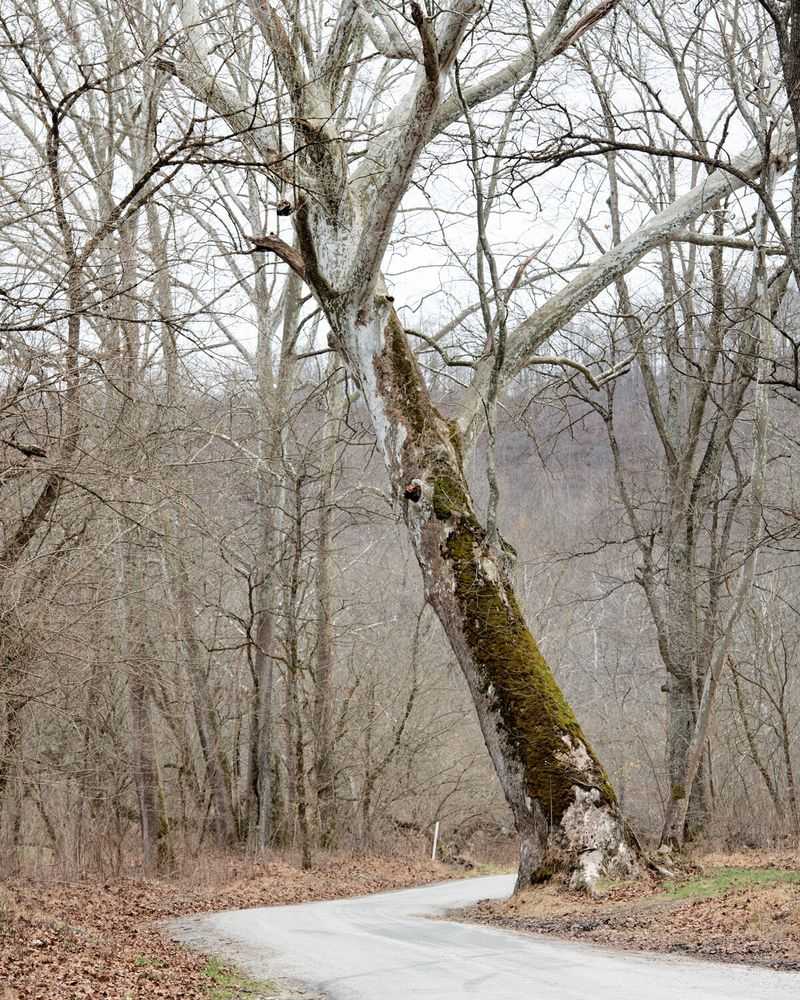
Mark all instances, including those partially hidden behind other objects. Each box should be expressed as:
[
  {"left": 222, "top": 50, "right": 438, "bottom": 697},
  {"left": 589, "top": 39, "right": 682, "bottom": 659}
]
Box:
[
  {"left": 201, "top": 955, "right": 277, "bottom": 999},
  {"left": 661, "top": 866, "right": 800, "bottom": 901}
]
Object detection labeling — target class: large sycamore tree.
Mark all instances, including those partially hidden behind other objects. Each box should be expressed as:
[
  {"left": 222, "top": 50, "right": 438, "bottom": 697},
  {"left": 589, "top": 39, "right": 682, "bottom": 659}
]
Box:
[{"left": 161, "top": 0, "right": 788, "bottom": 887}]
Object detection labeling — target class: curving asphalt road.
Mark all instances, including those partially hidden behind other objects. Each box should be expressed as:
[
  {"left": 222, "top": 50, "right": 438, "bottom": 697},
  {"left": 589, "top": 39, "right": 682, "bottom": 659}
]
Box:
[{"left": 168, "top": 874, "right": 797, "bottom": 999}]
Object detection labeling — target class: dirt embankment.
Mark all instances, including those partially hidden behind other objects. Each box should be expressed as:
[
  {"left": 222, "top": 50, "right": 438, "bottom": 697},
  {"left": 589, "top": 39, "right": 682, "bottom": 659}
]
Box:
[
  {"left": 460, "top": 850, "right": 800, "bottom": 971},
  {"left": 1, "top": 855, "right": 454, "bottom": 999}
]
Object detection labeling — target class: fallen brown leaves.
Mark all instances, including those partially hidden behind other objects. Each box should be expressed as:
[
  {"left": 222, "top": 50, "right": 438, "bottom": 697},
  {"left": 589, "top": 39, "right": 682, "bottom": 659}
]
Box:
[
  {"left": 1, "top": 855, "right": 452, "bottom": 999},
  {"left": 464, "top": 851, "right": 800, "bottom": 972}
]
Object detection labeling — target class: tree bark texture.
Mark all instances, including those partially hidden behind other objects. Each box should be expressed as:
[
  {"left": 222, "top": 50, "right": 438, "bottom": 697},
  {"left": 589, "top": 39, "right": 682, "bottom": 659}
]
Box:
[{"left": 328, "top": 301, "right": 635, "bottom": 888}]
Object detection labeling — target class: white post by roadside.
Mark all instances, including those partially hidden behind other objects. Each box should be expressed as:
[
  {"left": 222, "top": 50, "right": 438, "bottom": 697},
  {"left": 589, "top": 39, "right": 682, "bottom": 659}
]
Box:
[{"left": 431, "top": 820, "right": 440, "bottom": 861}]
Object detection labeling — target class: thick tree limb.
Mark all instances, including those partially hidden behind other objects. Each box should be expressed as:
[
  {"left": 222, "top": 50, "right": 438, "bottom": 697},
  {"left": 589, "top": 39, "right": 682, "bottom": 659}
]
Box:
[
  {"left": 357, "top": 2, "right": 420, "bottom": 61},
  {"left": 0, "top": 438, "right": 47, "bottom": 458},
  {"left": 318, "top": 0, "right": 361, "bottom": 84},
  {"left": 526, "top": 353, "right": 632, "bottom": 389},
  {"left": 458, "top": 135, "right": 794, "bottom": 440},
  {"left": 156, "top": 57, "right": 312, "bottom": 189},
  {"left": 248, "top": 234, "right": 306, "bottom": 280},
  {"left": 348, "top": 0, "right": 480, "bottom": 300},
  {"left": 410, "top": 2, "right": 439, "bottom": 81},
  {"left": 247, "top": 0, "right": 309, "bottom": 105},
  {"left": 550, "top": 0, "right": 618, "bottom": 56}
]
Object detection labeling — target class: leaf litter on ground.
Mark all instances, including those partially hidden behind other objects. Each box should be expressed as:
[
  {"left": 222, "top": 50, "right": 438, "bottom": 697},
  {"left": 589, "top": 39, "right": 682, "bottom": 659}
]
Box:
[
  {"left": 1, "top": 855, "right": 453, "bottom": 999},
  {"left": 459, "top": 849, "right": 800, "bottom": 972}
]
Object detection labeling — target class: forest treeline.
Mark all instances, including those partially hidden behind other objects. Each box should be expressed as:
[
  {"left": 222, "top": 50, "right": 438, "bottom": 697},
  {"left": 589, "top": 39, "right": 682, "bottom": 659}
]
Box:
[{"left": 1, "top": 0, "right": 800, "bottom": 883}]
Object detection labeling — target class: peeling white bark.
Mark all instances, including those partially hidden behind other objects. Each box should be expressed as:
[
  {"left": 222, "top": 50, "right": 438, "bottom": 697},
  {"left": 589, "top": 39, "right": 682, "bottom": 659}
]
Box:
[{"left": 560, "top": 787, "right": 634, "bottom": 890}]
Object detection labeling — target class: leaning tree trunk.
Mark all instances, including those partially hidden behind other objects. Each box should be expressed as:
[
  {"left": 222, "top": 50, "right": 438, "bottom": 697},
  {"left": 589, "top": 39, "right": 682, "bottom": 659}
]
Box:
[{"left": 329, "top": 300, "right": 636, "bottom": 889}]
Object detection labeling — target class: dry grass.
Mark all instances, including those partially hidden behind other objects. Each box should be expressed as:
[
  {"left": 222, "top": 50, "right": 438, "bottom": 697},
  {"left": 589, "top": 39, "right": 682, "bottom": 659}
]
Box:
[{"left": 462, "top": 849, "right": 800, "bottom": 971}]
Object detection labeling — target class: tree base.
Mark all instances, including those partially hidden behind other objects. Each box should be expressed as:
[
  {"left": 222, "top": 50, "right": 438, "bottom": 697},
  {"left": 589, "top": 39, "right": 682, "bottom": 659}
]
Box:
[{"left": 515, "top": 787, "right": 639, "bottom": 894}]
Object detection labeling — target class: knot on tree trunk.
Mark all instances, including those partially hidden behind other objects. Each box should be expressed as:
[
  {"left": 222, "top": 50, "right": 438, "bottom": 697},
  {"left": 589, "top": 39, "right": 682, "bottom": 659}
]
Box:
[{"left": 404, "top": 480, "right": 422, "bottom": 502}]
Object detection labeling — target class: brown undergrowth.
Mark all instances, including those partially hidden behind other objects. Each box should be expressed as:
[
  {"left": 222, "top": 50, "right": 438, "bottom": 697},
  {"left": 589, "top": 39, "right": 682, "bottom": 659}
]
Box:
[
  {"left": 459, "top": 849, "right": 800, "bottom": 971},
  {"left": 0, "top": 854, "right": 454, "bottom": 999}
]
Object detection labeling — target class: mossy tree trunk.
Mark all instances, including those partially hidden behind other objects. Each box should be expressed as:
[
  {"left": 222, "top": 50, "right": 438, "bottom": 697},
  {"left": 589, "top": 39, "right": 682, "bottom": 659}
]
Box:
[{"left": 324, "top": 298, "right": 636, "bottom": 889}]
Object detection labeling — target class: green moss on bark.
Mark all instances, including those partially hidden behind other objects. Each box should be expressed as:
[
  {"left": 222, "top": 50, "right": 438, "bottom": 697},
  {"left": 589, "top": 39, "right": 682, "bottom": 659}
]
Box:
[
  {"left": 432, "top": 475, "right": 467, "bottom": 521},
  {"left": 370, "top": 305, "right": 616, "bottom": 832},
  {"left": 440, "top": 482, "right": 616, "bottom": 823},
  {"left": 375, "top": 310, "right": 437, "bottom": 441}
]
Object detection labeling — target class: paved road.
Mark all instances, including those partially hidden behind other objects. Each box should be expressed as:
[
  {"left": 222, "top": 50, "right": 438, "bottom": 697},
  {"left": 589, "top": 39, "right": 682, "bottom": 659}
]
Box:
[{"left": 169, "top": 874, "right": 797, "bottom": 999}]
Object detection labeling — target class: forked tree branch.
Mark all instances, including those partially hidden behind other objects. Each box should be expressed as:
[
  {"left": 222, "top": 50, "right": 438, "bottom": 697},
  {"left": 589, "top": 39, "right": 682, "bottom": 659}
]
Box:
[
  {"left": 410, "top": 2, "right": 439, "bottom": 81},
  {"left": 347, "top": 0, "right": 480, "bottom": 301}
]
